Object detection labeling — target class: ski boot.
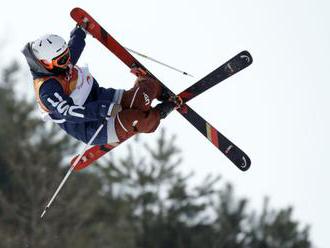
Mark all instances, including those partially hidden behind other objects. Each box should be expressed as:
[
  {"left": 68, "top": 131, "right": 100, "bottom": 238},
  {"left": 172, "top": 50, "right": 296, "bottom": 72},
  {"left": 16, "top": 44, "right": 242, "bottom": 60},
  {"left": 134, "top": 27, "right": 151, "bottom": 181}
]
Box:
[
  {"left": 157, "top": 87, "right": 173, "bottom": 102},
  {"left": 156, "top": 95, "right": 183, "bottom": 119}
]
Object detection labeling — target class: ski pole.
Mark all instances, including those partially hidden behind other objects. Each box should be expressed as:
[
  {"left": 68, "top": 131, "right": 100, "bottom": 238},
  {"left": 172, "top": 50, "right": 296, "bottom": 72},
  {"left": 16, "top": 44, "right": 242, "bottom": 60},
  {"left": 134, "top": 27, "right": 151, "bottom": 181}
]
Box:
[
  {"left": 124, "top": 47, "right": 194, "bottom": 77},
  {"left": 40, "top": 121, "right": 106, "bottom": 219}
]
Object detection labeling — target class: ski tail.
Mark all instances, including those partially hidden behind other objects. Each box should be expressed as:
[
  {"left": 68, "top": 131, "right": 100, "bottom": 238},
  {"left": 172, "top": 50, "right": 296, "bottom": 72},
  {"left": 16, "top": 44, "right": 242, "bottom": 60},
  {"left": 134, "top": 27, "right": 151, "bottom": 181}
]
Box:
[
  {"left": 178, "top": 106, "right": 250, "bottom": 171},
  {"left": 71, "top": 144, "right": 117, "bottom": 171}
]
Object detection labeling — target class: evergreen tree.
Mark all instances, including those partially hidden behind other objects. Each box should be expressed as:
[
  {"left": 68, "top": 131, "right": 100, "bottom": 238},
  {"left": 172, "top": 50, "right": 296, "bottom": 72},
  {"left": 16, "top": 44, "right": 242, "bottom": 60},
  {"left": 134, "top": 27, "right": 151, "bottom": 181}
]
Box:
[
  {"left": 0, "top": 62, "right": 117, "bottom": 247},
  {"left": 0, "top": 61, "right": 313, "bottom": 248}
]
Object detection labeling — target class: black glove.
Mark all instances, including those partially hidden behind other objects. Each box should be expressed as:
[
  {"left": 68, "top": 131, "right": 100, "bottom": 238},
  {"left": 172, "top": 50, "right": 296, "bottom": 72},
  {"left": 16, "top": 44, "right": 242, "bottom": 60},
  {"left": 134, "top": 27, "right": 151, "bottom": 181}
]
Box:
[{"left": 77, "top": 17, "right": 90, "bottom": 33}]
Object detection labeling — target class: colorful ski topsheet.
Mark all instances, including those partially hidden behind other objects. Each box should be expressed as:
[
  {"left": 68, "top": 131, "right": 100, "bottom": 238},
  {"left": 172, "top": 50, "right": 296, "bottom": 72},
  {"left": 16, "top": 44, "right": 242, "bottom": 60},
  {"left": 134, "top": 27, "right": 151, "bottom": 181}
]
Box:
[
  {"left": 70, "top": 7, "right": 252, "bottom": 171},
  {"left": 178, "top": 51, "right": 252, "bottom": 102}
]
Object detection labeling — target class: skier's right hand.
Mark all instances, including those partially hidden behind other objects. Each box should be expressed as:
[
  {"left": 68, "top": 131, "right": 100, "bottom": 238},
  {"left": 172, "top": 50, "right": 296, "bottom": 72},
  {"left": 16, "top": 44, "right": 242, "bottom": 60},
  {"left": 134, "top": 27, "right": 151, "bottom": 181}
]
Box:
[{"left": 77, "top": 17, "right": 90, "bottom": 33}]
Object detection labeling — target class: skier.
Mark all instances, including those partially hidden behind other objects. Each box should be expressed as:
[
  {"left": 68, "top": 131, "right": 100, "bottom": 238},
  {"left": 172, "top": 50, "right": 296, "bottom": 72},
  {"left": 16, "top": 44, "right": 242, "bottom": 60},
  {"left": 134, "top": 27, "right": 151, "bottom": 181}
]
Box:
[{"left": 22, "top": 23, "right": 181, "bottom": 145}]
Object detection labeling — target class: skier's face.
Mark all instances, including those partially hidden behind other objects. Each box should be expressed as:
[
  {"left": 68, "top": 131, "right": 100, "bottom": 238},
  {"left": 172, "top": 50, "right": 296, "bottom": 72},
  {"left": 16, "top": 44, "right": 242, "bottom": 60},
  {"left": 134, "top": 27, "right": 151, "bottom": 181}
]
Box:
[
  {"left": 52, "top": 48, "right": 71, "bottom": 69},
  {"left": 41, "top": 48, "right": 71, "bottom": 72}
]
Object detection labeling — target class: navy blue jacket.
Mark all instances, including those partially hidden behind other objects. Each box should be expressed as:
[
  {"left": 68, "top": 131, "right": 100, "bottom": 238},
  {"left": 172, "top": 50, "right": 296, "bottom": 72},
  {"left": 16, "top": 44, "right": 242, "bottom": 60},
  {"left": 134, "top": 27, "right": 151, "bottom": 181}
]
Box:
[{"left": 22, "top": 27, "right": 117, "bottom": 144}]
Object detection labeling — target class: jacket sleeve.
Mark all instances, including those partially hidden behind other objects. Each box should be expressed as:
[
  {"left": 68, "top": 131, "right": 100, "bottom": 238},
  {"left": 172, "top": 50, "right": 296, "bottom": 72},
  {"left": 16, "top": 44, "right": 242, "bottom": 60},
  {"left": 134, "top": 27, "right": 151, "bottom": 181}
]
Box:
[
  {"left": 39, "top": 79, "right": 115, "bottom": 123},
  {"left": 68, "top": 26, "right": 87, "bottom": 65}
]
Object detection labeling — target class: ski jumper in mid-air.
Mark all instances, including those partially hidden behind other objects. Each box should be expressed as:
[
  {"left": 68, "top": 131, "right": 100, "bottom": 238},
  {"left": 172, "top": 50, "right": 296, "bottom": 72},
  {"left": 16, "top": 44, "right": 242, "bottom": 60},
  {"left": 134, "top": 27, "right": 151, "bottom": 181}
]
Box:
[{"left": 22, "top": 24, "right": 180, "bottom": 145}]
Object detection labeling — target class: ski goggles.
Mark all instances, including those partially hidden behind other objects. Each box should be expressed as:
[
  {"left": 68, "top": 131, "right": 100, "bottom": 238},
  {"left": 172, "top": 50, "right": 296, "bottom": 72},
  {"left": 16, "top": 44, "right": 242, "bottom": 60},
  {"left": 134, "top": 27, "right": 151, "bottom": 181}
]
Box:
[{"left": 41, "top": 48, "right": 71, "bottom": 70}]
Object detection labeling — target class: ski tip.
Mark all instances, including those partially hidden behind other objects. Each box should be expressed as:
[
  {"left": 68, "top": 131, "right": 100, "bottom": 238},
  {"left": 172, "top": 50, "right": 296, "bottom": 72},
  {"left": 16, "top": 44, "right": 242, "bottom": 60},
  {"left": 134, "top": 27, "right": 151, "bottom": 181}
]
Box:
[
  {"left": 225, "top": 146, "right": 251, "bottom": 171},
  {"left": 70, "top": 7, "right": 82, "bottom": 15},
  {"left": 238, "top": 155, "right": 251, "bottom": 171},
  {"left": 239, "top": 50, "right": 253, "bottom": 65}
]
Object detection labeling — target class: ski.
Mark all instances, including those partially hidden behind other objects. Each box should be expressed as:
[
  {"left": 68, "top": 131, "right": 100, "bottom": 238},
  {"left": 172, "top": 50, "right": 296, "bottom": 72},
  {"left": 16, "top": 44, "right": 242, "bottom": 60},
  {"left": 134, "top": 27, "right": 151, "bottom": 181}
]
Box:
[
  {"left": 178, "top": 51, "right": 252, "bottom": 102},
  {"left": 70, "top": 7, "right": 252, "bottom": 171}
]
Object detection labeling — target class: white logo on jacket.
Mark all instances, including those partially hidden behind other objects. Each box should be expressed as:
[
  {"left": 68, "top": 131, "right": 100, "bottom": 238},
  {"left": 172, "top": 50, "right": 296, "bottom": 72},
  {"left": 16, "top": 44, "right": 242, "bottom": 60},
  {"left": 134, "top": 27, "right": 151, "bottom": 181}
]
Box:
[
  {"left": 47, "top": 92, "right": 85, "bottom": 118},
  {"left": 39, "top": 65, "right": 93, "bottom": 122}
]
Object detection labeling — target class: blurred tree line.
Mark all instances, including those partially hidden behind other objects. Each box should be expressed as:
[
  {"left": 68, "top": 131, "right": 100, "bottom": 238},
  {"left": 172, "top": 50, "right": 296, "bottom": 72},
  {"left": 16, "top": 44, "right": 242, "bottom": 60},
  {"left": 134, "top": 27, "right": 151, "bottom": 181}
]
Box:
[{"left": 0, "top": 61, "right": 313, "bottom": 248}]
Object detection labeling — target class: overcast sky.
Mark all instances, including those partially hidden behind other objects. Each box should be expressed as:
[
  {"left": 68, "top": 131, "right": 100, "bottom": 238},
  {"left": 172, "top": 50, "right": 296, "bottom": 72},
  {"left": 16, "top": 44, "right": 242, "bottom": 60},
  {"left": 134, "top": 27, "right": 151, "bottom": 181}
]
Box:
[{"left": 1, "top": 0, "right": 329, "bottom": 247}]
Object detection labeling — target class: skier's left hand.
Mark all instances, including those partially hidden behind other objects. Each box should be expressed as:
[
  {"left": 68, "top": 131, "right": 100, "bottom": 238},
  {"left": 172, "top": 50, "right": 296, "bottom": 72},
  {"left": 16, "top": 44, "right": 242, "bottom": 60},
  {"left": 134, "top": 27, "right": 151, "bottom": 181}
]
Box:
[{"left": 130, "top": 67, "right": 147, "bottom": 77}]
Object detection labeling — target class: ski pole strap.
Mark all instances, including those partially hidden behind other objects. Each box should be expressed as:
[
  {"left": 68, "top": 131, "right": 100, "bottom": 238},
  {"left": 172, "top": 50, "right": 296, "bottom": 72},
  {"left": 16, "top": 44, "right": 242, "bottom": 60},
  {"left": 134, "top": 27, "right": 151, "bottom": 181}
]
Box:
[{"left": 124, "top": 47, "right": 194, "bottom": 77}]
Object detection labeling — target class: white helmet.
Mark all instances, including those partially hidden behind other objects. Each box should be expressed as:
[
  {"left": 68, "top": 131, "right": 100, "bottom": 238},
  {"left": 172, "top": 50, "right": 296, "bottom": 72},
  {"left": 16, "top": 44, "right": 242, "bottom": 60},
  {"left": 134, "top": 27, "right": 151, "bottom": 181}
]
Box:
[{"left": 31, "top": 34, "right": 70, "bottom": 70}]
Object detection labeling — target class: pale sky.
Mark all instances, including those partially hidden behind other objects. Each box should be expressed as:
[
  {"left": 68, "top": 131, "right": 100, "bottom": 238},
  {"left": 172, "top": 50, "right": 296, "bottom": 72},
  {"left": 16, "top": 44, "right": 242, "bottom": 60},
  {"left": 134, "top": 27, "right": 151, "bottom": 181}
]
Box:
[{"left": 1, "top": 0, "right": 329, "bottom": 247}]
